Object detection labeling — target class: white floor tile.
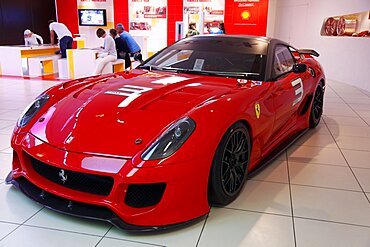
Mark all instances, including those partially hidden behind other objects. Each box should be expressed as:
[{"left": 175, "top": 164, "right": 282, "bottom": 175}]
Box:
[
  {"left": 25, "top": 208, "right": 111, "bottom": 236},
  {"left": 335, "top": 136, "right": 370, "bottom": 152},
  {"left": 106, "top": 218, "right": 205, "bottom": 247},
  {"left": 291, "top": 185, "right": 370, "bottom": 227},
  {"left": 327, "top": 124, "right": 370, "bottom": 138},
  {"left": 0, "top": 134, "right": 11, "bottom": 151},
  {"left": 0, "top": 225, "right": 101, "bottom": 247},
  {"left": 226, "top": 180, "right": 291, "bottom": 215},
  {"left": 275, "top": 152, "right": 286, "bottom": 161},
  {"left": 295, "top": 218, "right": 370, "bottom": 247},
  {"left": 355, "top": 110, "right": 370, "bottom": 118},
  {"left": 288, "top": 162, "right": 361, "bottom": 191},
  {"left": 342, "top": 149, "right": 370, "bottom": 169},
  {"left": 0, "top": 125, "right": 15, "bottom": 135},
  {"left": 250, "top": 159, "right": 288, "bottom": 184},
  {"left": 0, "top": 110, "right": 22, "bottom": 121},
  {"left": 0, "top": 222, "right": 18, "bottom": 240},
  {"left": 323, "top": 97, "right": 344, "bottom": 103},
  {"left": 97, "top": 238, "right": 159, "bottom": 247},
  {"left": 0, "top": 120, "right": 14, "bottom": 130},
  {"left": 0, "top": 152, "right": 12, "bottom": 180},
  {"left": 349, "top": 103, "right": 370, "bottom": 111},
  {"left": 323, "top": 115, "right": 368, "bottom": 127},
  {"left": 197, "top": 208, "right": 295, "bottom": 247},
  {"left": 342, "top": 97, "right": 370, "bottom": 104},
  {"left": 323, "top": 108, "right": 357, "bottom": 117},
  {"left": 309, "top": 122, "right": 331, "bottom": 135},
  {"left": 0, "top": 184, "right": 42, "bottom": 224},
  {"left": 294, "top": 132, "right": 337, "bottom": 148},
  {"left": 352, "top": 168, "right": 370, "bottom": 193},
  {"left": 287, "top": 146, "right": 346, "bottom": 166}
]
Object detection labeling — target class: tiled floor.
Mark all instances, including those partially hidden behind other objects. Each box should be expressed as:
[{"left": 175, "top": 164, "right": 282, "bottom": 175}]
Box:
[{"left": 0, "top": 77, "right": 369, "bottom": 247}]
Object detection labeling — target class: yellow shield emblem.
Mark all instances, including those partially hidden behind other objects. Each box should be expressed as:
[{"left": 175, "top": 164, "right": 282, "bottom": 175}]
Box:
[{"left": 255, "top": 103, "right": 261, "bottom": 119}]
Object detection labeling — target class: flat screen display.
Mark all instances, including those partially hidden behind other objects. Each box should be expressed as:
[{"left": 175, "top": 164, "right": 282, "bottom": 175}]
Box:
[{"left": 78, "top": 9, "right": 107, "bottom": 26}]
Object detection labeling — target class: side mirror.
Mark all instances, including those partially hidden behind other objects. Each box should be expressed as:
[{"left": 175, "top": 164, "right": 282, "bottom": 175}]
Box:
[{"left": 292, "top": 64, "right": 307, "bottom": 74}]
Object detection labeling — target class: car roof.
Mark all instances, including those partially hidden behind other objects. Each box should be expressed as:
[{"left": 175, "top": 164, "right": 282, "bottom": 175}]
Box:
[{"left": 188, "top": 35, "right": 291, "bottom": 48}]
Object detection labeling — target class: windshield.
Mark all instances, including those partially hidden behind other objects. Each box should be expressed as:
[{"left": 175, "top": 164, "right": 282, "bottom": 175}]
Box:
[{"left": 139, "top": 36, "right": 268, "bottom": 81}]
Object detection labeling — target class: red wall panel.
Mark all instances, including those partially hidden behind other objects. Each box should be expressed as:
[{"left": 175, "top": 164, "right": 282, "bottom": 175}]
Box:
[
  {"left": 113, "top": 0, "right": 129, "bottom": 30},
  {"left": 224, "top": 0, "right": 268, "bottom": 36},
  {"left": 56, "top": 0, "right": 79, "bottom": 36},
  {"left": 167, "top": 0, "right": 183, "bottom": 45}
]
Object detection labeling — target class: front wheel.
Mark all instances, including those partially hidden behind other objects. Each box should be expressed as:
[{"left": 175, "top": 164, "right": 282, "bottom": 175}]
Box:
[
  {"left": 309, "top": 82, "right": 324, "bottom": 128},
  {"left": 208, "top": 122, "right": 251, "bottom": 205}
]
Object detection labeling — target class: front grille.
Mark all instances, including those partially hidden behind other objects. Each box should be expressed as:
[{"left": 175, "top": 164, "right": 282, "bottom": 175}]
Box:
[
  {"left": 125, "top": 183, "right": 166, "bottom": 208},
  {"left": 30, "top": 156, "right": 114, "bottom": 196}
]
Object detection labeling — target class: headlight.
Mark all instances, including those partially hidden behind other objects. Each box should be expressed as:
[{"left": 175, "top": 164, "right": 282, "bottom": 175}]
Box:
[
  {"left": 17, "top": 94, "right": 49, "bottom": 128},
  {"left": 141, "top": 117, "right": 196, "bottom": 160}
]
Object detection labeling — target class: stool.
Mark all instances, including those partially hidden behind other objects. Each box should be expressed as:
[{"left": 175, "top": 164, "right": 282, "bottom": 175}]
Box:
[
  {"left": 28, "top": 55, "right": 59, "bottom": 77},
  {"left": 101, "top": 59, "right": 125, "bottom": 74}
]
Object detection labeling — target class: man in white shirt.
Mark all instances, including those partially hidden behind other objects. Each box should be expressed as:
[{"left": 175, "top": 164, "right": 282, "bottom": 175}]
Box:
[
  {"left": 94, "top": 28, "right": 117, "bottom": 75},
  {"left": 48, "top": 20, "right": 73, "bottom": 58},
  {"left": 24, "top": 29, "right": 43, "bottom": 46}
]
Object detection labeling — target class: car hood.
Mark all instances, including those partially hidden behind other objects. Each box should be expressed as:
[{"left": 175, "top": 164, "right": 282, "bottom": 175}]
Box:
[{"left": 30, "top": 70, "right": 233, "bottom": 158}]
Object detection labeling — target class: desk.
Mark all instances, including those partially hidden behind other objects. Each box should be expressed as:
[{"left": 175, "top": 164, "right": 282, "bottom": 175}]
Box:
[{"left": 0, "top": 45, "right": 59, "bottom": 76}]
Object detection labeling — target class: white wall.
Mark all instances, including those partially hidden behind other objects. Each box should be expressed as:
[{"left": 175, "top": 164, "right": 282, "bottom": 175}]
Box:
[{"left": 268, "top": 0, "right": 370, "bottom": 91}]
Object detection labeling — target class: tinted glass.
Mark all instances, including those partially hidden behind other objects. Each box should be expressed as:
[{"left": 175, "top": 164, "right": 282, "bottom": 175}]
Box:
[
  {"left": 273, "top": 45, "right": 295, "bottom": 77},
  {"left": 140, "top": 37, "right": 268, "bottom": 80}
]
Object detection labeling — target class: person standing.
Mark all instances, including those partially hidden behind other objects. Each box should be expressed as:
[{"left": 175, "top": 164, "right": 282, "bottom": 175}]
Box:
[
  {"left": 48, "top": 20, "right": 73, "bottom": 58},
  {"left": 109, "top": 29, "right": 131, "bottom": 70},
  {"left": 24, "top": 29, "right": 43, "bottom": 46},
  {"left": 94, "top": 28, "right": 117, "bottom": 75},
  {"left": 115, "top": 23, "right": 141, "bottom": 55}
]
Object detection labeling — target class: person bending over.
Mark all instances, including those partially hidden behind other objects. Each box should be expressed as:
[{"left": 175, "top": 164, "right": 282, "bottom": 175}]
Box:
[
  {"left": 24, "top": 29, "right": 43, "bottom": 46},
  {"left": 115, "top": 23, "right": 141, "bottom": 55},
  {"left": 109, "top": 29, "right": 131, "bottom": 70},
  {"left": 94, "top": 28, "right": 117, "bottom": 75},
  {"left": 48, "top": 20, "right": 73, "bottom": 58}
]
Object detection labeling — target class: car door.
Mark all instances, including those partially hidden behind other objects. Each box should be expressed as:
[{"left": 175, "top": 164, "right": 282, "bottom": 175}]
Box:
[{"left": 271, "top": 45, "right": 304, "bottom": 139}]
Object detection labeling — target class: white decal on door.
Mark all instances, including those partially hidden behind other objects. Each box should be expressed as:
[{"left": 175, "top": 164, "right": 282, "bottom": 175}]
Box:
[{"left": 291, "top": 78, "right": 303, "bottom": 106}]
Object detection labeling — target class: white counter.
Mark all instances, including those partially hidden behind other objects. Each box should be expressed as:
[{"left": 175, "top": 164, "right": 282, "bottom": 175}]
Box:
[{"left": 0, "top": 45, "right": 59, "bottom": 76}]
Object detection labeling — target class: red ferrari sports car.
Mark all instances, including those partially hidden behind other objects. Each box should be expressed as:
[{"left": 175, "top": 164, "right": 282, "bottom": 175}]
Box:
[{"left": 6, "top": 35, "right": 325, "bottom": 231}]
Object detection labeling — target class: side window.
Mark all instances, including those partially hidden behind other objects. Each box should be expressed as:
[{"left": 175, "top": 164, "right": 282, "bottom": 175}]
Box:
[{"left": 273, "top": 45, "right": 295, "bottom": 77}]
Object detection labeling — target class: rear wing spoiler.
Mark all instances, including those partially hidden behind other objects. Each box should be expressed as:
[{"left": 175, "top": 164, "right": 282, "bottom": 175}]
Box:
[{"left": 297, "top": 49, "right": 320, "bottom": 57}]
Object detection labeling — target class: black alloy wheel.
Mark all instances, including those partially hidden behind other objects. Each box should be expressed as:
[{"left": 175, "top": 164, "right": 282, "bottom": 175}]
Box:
[
  {"left": 208, "top": 122, "right": 251, "bottom": 205},
  {"left": 309, "top": 82, "right": 324, "bottom": 128}
]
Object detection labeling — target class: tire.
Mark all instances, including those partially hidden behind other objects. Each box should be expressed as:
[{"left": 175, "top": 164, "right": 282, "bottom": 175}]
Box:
[
  {"left": 309, "top": 81, "right": 324, "bottom": 128},
  {"left": 208, "top": 122, "right": 251, "bottom": 205}
]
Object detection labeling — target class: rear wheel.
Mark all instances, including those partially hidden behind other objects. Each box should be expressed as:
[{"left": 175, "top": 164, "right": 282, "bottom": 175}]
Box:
[
  {"left": 309, "top": 82, "right": 324, "bottom": 128},
  {"left": 208, "top": 122, "right": 251, "bottom": 205}
]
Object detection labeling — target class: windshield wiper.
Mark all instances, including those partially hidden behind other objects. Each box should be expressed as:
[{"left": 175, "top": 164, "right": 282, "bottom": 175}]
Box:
[{"left": 138, "top": 65, "right": 163, "bottom": 71}]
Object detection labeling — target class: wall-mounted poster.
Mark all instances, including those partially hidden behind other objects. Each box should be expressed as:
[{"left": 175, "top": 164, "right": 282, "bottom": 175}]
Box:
[
  {"left": 183, "top": 0, "right": 225, "bottom": 34},
  {"left": 321, "top": 10, "right": 370, "bottom": 37},
  {"left": 129, "top": 0, "right": 167, "bottom": 57},
  {"left": 232, "top": 0, "right": 261, "bottom": 26}
]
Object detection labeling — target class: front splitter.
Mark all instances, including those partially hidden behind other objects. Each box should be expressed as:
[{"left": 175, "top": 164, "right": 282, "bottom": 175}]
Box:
[{"left": 6, "top": 172, "right": 205, "bottom": 232}]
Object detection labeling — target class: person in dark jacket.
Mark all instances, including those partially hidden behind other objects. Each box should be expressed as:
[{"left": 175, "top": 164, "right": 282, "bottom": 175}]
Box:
[{"left": 109, "top": 29, "right": 131, "bottom": 70}]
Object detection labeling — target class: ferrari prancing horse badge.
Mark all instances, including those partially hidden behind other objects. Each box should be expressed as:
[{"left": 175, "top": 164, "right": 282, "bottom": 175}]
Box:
[{"left": 255, "top": 103, "right": 261, "bottom": 119}]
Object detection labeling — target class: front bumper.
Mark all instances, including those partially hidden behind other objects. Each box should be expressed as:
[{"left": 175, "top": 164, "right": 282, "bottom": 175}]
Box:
[
  {"left": 8, "top": 132, "right": 211, "bottom": 231},
  {"left": 6, "top": 172, "right": 204, "bottom": 232}
]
